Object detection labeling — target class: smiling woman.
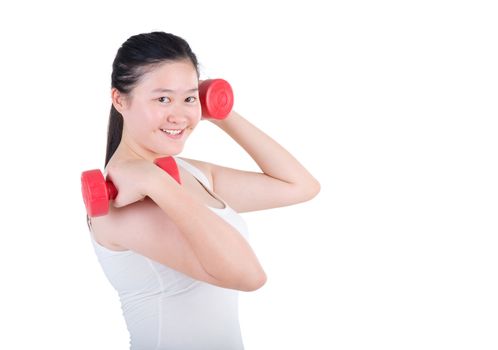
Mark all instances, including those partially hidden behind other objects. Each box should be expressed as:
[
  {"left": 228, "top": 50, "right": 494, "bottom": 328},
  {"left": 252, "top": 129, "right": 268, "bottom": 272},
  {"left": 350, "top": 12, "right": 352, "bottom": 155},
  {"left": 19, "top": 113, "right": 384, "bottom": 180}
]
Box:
[
  {"left": 110, "top": 59, "right": 201, "bottom": 160},
  {"left": 85, "top": 31, "right": 320, "bottom": 350}
]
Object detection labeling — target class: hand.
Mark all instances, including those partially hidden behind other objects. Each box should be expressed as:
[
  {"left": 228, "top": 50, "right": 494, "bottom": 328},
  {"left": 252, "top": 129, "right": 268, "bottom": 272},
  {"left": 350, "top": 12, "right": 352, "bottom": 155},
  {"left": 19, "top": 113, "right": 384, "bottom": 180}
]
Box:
[
  {"left": 205, "top": 109, "right": 237, "bottom": 127},
  {"left": 105, "top": 159, "right": 158, "bottom": 208},
  {"left": 198, "top": 79, "right": 207, "bottom": 121}
]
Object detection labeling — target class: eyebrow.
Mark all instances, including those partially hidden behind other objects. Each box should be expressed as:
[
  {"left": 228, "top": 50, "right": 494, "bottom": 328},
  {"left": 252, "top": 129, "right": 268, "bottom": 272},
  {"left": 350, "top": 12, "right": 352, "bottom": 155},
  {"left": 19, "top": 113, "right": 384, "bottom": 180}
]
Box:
[{"left": 151, "top": 88, "right": 199, "bottom": 93}]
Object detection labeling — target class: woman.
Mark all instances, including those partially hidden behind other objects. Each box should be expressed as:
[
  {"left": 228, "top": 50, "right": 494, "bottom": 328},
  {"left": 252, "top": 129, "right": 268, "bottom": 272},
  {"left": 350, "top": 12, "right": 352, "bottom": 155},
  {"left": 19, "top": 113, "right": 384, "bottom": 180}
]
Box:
[{"left": 87, "top": 31, "right": 320, "bottom": 350}]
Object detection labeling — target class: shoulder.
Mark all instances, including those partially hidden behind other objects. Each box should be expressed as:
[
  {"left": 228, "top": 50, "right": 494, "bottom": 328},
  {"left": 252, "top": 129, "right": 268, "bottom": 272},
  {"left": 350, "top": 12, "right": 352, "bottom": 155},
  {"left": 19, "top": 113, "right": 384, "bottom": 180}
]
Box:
[{"left": 88, "top": 197, "right": 159, "bottom": 251}]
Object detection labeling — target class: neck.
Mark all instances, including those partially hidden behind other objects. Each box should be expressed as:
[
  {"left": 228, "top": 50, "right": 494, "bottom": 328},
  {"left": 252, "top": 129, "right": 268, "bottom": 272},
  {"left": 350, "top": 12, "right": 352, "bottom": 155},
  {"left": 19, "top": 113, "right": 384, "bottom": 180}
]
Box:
[{"left": 111, "top": 136, "right": 163, "bottom": 165}]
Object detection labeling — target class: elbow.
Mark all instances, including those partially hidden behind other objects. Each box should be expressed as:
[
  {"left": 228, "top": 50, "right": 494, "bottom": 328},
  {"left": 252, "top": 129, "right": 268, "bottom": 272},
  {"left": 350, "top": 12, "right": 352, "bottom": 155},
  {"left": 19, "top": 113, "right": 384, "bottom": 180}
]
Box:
[
  {"left": 239, "top": 270, "right": 267, "bottom": 292},
  {"left": 309, "top": 179, "right": 321, "bottom": 198},
  {"left": 298, "top": 179, "right": 321, "bottom": 202}
]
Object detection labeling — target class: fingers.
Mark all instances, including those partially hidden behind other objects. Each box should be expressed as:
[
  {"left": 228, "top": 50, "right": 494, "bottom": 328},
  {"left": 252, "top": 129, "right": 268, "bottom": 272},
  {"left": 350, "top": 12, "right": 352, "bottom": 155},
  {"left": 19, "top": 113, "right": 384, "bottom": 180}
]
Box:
[{"left": 113, "top": 192, "right": 145, "bottom": 208}]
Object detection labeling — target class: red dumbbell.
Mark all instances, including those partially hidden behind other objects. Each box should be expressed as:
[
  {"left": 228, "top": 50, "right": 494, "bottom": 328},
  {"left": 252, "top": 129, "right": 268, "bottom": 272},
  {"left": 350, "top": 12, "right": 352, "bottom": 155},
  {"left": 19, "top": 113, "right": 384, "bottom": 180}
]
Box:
[
  {"left": 82, "top": 156, "right": 180, "bottom": 217},
  {"left": 199, "top": 79, "right": 234, "bottom": 119}
]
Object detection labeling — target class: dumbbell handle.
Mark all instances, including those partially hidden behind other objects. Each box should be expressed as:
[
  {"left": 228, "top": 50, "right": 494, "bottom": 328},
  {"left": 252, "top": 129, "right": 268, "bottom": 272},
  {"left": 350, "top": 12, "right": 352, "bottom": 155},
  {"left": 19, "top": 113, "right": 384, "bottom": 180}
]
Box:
[{"left": 106, "top": 181, "right": 118, "bottom": 200}]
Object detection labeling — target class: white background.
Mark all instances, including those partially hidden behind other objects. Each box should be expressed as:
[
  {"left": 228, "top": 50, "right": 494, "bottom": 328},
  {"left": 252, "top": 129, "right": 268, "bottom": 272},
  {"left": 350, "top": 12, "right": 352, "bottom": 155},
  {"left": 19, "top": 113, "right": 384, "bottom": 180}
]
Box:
[{"left": 0, "top": 0, "right": 496, "bottom": 349}]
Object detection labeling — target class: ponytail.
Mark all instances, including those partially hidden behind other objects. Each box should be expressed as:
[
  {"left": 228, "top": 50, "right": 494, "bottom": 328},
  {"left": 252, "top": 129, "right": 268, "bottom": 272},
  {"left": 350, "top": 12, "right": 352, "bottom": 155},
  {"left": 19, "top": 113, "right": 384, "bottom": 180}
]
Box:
[{"left": 104, "top": 104, "right": 123, "bottom": 167}]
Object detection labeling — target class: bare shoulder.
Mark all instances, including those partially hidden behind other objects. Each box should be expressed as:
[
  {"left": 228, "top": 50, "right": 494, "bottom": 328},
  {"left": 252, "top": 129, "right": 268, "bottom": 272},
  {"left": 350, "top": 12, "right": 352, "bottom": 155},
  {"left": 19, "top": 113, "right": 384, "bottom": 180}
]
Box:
[{"left": 88, "top": 199, "right": 157, "bottom": 251}]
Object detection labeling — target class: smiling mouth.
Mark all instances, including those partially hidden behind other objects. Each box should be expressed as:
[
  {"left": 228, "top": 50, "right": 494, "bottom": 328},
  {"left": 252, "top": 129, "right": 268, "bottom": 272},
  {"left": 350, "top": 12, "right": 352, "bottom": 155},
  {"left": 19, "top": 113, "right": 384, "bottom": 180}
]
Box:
[
  {"left": 160, "top": 128, "right": 184, "bottom": 135},
  {"left": 160, "top": 128, "right": 186, "bottom": 139}
]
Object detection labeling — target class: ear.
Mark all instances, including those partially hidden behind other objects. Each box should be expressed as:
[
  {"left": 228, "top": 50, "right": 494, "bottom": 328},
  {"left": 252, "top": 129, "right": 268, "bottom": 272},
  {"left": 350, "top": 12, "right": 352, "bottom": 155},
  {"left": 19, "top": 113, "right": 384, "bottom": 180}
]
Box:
[{"left": 111, "top": 88, "right": 129, "bottom": 114}]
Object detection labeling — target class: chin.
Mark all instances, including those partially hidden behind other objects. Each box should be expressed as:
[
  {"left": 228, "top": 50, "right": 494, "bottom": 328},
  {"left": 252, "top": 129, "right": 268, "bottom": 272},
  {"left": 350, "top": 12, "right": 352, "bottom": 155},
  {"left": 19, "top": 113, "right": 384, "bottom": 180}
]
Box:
[{"left": 155, "top": 147, "right": 184, "bottom": 157}]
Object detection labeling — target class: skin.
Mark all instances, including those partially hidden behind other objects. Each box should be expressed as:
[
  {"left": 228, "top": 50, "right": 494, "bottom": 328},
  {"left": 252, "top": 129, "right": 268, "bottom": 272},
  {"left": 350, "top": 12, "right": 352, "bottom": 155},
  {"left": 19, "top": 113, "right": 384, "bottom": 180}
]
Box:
[
  {"left": 111, "top": 60, "right": 201, "bottom": 163},
  {"left": 91, "top": 59, "right": 321, "bottom": 291}
]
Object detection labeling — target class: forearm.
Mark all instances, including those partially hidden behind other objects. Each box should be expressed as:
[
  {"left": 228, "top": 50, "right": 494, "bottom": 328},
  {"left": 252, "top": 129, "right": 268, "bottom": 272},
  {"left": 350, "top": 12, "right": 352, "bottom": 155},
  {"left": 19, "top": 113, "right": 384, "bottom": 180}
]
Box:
[
  {"left": 209, "top": 111, "right": 320, "bottom": 189},
  {"left": 147, "top": 168, "right": 265, "bottom": 289}
]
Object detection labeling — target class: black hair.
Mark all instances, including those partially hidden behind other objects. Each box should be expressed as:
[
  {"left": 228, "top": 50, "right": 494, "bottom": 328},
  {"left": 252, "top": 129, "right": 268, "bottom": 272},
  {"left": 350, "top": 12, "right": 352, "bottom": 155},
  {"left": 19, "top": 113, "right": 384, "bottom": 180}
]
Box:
[{"left": 105, "top": 31, "right": 199, "bottom": 167}]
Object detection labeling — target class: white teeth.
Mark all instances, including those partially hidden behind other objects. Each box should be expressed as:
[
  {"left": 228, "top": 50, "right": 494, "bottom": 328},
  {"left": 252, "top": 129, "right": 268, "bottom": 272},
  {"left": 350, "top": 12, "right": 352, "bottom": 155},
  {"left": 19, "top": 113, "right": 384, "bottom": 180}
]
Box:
[{"left": 161, "top": 129, "right": 183, "bottom": 135}]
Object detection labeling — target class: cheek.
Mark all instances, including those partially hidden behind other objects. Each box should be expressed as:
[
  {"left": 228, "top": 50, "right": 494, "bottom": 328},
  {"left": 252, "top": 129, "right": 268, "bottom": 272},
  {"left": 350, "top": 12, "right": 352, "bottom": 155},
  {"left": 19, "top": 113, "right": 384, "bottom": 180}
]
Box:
[
  {"left": 126, "top": 108, "right": 157, "bottom": 136},
  {"left": 189, "top": 107, "right": 202, "bottom": 126},
  {"left": 192, "top": 113, "right": 202, "bottom": 125}
]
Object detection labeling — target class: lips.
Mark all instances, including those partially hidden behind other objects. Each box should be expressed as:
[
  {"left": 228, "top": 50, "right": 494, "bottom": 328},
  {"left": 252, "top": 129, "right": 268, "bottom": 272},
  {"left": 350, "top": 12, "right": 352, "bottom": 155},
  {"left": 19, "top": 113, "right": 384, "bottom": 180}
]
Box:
[
  {"left": 160, "top": 128, "right": 184, "bottom": 135},
  {"left": 160, "top": 128, "right": 185, "bottom": 139}
]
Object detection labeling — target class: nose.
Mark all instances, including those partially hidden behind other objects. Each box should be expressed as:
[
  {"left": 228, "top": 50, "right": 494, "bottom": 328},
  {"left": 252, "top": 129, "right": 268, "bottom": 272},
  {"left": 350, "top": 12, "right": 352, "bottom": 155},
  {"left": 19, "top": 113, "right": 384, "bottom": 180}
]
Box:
[
  {"left": 166, "top": 113, "right": 187, "bottom": 125},
  {"left": 166, "top": 102, "right": 201, "bottom": 125},
  {"left": 166, "top": 105, "right": 189, "bottom": 125}
]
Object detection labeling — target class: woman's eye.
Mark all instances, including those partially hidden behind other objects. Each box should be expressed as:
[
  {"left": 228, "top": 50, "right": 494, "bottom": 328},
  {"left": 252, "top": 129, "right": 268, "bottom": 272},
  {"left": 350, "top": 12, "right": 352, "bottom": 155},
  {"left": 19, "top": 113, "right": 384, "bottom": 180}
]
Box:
[
  {"left": 158, "top": 97, "right": 171, "bottom": 103},
  {"left": 185, "top": 96, "right": 197, "bottom": 103}
]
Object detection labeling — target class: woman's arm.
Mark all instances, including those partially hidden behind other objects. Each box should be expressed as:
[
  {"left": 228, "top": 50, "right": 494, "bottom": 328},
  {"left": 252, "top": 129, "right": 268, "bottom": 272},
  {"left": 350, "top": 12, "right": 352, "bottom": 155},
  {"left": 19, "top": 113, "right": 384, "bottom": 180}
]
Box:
[
  {"left": 204, "top": 111, "right": 321, "bottom": 213},
  {"left": 144, "top": 167, "right": 267, "bottom": 291},
  {"left": 95, "top": 157, "right": 266, "bottom": 291}
]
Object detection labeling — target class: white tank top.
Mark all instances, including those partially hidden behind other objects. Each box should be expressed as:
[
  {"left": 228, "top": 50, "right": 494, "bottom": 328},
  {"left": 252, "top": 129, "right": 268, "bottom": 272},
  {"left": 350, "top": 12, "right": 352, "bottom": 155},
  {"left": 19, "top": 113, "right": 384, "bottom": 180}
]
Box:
[{"left": 89, "top": 157, "right": 249, "bottom": 350}]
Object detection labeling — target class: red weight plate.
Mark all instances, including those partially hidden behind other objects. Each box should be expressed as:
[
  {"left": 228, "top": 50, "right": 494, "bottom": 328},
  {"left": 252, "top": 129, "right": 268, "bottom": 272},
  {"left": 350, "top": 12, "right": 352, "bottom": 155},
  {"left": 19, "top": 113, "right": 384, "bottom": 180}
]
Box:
[
  {"left": 199, "top": 79, "right": 234, "bottom": 119},
  {"left": 154, "top": 156, "right": 181, "bottom": 184},
  {"left": 81, "top": 169, "right": 110, "bottom": 217}
]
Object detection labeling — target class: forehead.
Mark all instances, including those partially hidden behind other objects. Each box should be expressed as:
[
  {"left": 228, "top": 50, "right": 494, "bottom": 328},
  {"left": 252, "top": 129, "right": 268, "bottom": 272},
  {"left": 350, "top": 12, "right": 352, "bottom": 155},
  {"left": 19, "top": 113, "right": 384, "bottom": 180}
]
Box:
[{"left": 136, "top": 60, "right": 198, "bottom": 92}]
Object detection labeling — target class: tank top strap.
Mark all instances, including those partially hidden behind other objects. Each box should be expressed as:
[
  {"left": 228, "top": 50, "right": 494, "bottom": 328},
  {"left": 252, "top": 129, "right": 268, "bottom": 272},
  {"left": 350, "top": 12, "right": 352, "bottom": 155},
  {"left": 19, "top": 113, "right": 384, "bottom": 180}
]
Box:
[{"left": 173, "top": 157, "right": 212, "bottom": 190}]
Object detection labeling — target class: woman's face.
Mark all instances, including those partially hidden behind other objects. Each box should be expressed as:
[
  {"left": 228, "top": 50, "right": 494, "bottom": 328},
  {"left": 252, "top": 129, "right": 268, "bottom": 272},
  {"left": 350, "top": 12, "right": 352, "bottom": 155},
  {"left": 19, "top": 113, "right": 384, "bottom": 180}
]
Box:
[{"left": 116, "top": 60, "right": 201, "bottom": 159}]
